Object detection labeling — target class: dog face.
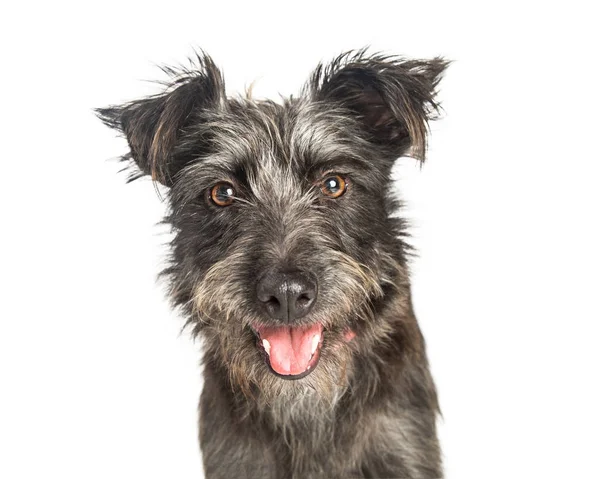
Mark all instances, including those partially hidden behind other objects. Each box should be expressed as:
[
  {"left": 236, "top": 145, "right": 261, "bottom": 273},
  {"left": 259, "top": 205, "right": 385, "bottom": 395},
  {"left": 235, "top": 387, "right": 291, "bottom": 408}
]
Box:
[{"left": 97, "top": 51, "right": 446, "bottom": 405}]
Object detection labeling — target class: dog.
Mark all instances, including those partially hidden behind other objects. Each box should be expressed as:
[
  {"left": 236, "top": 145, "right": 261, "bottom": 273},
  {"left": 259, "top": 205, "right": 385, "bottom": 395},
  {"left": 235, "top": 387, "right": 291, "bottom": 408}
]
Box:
[{"left": 97, "top": 49, "right": 448, "bottom": 479}]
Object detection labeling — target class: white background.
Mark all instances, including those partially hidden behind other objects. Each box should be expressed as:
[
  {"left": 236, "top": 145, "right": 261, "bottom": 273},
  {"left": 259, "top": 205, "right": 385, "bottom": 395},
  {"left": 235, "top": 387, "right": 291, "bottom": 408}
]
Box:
[{"left": 1, "top": 1, "right": 599, "bottom": 478}]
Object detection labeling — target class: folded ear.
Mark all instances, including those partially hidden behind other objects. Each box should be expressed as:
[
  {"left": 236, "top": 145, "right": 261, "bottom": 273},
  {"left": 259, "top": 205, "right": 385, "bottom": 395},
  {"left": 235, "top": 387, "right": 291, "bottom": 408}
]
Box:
[
  {"left": 96, "top": 53, "right": 225, "bottom": 185},
  {"left": 308, "top": 50, "right": 449, "bottom": 161}
]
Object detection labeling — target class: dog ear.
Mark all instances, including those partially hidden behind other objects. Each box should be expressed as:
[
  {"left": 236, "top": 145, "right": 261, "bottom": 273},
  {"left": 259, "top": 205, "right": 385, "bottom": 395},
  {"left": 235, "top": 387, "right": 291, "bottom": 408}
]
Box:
[
  {"left": 96, "top": 53, "right": 225, "bottom": 185},
  {"left": 308, "top": 50, "right": 449, "bottom": 161}
]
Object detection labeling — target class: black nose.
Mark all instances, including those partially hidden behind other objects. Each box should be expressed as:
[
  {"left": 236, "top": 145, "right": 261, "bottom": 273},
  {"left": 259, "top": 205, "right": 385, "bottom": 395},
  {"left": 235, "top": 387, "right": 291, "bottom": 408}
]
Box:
[{"left": 257, "top": 270, "right": 318, "bottom": 322}]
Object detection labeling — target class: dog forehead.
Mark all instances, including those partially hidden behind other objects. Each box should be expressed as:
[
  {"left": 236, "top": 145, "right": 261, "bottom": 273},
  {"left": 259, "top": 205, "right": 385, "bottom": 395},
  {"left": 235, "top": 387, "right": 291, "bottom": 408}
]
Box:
[
  {"left": 176, "top": 99, "right": 377, "bottom": 205},
  {"left": 210, "top": 100, "right": 363, "bottom": 175}
]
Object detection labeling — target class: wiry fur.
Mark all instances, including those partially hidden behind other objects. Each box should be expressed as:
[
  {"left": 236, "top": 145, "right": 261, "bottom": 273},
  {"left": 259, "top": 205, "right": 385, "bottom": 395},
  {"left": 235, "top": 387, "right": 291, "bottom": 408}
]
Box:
[{"left": 97, "top": 49, "right": 448, "bottom": 479}]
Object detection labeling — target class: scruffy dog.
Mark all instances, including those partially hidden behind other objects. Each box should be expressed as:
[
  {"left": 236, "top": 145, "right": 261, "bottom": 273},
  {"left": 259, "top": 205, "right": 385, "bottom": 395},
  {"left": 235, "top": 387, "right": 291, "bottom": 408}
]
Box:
[{"left": 97, "top": 49, "right": 447, "bottom": 479}]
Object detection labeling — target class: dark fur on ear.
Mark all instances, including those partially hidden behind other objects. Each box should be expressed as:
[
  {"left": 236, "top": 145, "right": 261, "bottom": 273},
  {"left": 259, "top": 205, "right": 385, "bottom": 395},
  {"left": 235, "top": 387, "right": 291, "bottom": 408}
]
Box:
[
  {"left": 95, "top": 53, "right": 225, "bottom": 185},
  {"left": 308, "top": 50, "right": 449, "bottom": 161}
]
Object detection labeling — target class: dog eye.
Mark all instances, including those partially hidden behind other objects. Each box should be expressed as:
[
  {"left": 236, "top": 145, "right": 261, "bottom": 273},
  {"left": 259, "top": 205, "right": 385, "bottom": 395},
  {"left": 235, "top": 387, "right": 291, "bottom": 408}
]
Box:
[
  {"left": 210, "top": 182, "right": 236, "bottom": 206},
  {"left": 319, "top": 175, "right": 347, "bottom": 199}
]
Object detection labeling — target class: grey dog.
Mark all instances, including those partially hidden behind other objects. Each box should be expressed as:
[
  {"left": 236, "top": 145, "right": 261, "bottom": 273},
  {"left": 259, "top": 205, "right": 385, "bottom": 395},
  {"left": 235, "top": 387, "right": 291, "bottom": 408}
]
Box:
[{"left": 97, "top": 49, "right": 448, "bottom": 479}]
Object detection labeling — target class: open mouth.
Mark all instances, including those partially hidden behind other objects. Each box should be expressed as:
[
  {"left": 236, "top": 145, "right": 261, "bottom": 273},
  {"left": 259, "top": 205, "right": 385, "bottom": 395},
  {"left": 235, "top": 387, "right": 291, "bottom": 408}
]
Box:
[{"left": 251, "top": 323, "right": 324, "bottom": 380}]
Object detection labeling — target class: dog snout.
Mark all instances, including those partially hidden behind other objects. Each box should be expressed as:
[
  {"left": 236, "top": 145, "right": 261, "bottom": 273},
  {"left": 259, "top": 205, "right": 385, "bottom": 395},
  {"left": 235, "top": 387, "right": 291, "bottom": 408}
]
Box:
[{"left": 257, "top": 270, "right": 317, "bottom": 322}]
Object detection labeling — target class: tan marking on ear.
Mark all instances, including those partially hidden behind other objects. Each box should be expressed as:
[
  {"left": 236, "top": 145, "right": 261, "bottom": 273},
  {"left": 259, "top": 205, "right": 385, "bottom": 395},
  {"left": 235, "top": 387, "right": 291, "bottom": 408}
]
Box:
[{"left": 245, "top": 77, "right": 261, "bottom": 100}]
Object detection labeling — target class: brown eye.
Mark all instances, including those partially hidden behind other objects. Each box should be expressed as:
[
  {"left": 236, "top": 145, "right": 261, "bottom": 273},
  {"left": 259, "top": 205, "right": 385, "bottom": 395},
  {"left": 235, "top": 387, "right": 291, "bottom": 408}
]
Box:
[
  {"left": 210, "top": 182, "right": 235, "bottom": 206},
  {"left": 320, "top": 175, "right": 347, "bottom": 199}
]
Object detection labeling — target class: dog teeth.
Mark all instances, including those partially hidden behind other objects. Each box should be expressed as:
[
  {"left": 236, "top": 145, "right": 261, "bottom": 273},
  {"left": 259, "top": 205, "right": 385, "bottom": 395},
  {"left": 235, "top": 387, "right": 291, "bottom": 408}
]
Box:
[
  {"left": 262, "top": 339, "right": 271, "bottom": 356},
  {"left": 311, "top": 334, "right": 320, "bottom": 355}
]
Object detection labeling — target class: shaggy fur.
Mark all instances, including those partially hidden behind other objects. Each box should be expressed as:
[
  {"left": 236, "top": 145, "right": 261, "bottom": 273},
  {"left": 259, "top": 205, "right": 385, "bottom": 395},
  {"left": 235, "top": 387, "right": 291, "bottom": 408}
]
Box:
[{"left": 97, "top": 49, "right": 448, "bottom": 479}]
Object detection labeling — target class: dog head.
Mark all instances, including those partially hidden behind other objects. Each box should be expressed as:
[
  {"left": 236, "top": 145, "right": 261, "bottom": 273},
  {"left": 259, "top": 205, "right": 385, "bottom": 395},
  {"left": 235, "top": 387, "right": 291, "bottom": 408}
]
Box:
[{"left": 97, "top": 50, "right": 447, "bottom": 404}]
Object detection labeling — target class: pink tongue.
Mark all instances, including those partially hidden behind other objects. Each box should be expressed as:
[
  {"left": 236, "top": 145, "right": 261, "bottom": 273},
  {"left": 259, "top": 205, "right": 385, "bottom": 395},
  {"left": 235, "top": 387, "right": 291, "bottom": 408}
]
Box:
[{"left": 257, "top": 323, "right": 323, "bottom": 376}]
